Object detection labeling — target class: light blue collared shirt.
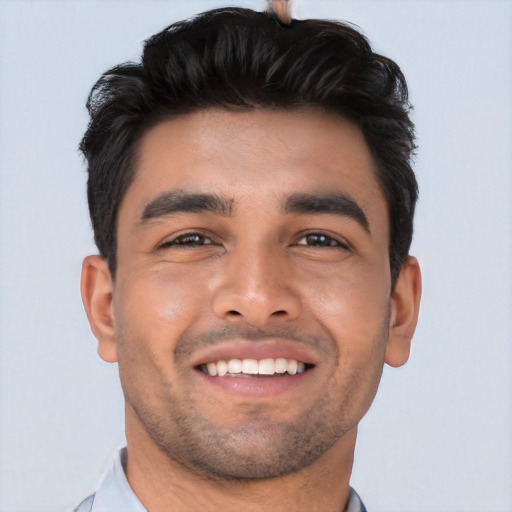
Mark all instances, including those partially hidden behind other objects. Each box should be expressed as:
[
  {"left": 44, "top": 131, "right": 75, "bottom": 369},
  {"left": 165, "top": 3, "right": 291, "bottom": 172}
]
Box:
[{"left": 73, "top": 448, "right": 367, "bottom": 512}]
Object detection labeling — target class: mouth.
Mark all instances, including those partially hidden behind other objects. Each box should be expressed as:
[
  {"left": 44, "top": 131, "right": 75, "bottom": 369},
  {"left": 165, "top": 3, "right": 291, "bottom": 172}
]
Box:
[
  {"left": 190, "top": 340, "right": 320, "bottom": 397},
  {"left": 197, "top": 357, "right": 315, "bottom": 378}
]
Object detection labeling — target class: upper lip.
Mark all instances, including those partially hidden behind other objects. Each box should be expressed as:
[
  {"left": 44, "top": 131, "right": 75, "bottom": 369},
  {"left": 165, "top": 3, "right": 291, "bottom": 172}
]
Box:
[{"left": 190, "top": 339, "right": 321, "bottom": 367}]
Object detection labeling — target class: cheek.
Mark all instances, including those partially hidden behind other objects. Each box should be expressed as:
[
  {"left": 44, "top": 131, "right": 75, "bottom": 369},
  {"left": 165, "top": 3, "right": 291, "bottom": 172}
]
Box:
[
  {"left": 301, "top": 262, "right": 390, "bottom": 357},
  {"left": 113, "top": 269, "right": 207, "bottom": 356},
  {"left": 304, "top": 262, "right": 389, "bottom": 323},
  {"left": 113, "top": 270, "right": 208, "bottom": 403}
]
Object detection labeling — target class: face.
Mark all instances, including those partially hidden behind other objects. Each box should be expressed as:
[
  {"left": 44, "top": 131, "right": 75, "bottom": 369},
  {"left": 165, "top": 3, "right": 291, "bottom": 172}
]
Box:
[{"left": 88, "top": 109, "right": 412, "bottom": 480}]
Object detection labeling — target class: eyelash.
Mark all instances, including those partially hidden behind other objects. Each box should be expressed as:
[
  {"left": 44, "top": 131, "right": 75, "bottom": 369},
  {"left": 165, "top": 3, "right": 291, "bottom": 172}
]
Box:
[
  {"left": 158, "top": 233, "right": 214, "bottom": 249},
  {"left": 297, "top": 233, "right": 349, "bottom": 250},
  {"left": 158, "top": 232, "right": 348, "bottom": 250}
]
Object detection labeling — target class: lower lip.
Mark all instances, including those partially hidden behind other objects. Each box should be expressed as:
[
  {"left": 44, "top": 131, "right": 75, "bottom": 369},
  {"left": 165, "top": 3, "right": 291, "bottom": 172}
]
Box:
[{"left": 194, "top": 368, "right": 314, "bottom": 398}]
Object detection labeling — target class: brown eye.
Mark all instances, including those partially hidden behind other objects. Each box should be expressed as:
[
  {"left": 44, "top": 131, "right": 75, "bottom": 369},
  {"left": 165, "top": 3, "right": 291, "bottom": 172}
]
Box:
[
  {"left": 159, "top": 233, "right": 213, "bottom": 249},
  {"left": 297, "top": 233, "right": 350, "bottom": 250}
]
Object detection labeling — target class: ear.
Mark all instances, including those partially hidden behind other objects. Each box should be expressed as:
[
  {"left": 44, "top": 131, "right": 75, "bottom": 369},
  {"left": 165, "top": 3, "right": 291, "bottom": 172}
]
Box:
[
  {"left": 80, "top": 255, "right": 118, "bottom": 363},
  {"left": 385, "top": 256, "right": 422, "bottom": 368}
]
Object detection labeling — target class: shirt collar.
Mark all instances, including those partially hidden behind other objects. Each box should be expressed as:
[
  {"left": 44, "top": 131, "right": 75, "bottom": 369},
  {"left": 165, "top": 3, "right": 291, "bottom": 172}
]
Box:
[{"left": 79, "top": 447, "right": 367, "bottom": 512}]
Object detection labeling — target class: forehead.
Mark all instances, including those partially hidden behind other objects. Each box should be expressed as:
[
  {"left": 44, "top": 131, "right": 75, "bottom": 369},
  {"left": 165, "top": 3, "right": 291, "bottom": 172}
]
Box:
[{"left": 120, "top": 108, "right": 387, "bottom": 230}]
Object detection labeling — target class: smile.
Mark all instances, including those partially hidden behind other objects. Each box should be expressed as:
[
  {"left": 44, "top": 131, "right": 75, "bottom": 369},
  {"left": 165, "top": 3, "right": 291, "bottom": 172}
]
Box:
[{"left": 200, "top": 358, "right": 313, "bottom": 377}]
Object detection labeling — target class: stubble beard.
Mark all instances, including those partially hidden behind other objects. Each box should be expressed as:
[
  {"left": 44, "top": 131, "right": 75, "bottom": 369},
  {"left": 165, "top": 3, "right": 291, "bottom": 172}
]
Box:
[
  {"left": 123, "top": 330, "right": 388, "bottom": 482},
  {"left": 129, "top": 378, "right": 357, "bottom": 481}
]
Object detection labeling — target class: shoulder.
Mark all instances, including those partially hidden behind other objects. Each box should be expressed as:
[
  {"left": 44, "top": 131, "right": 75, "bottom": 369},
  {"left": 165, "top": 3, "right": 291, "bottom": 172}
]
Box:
[{"left": 70, "top": 447, "right": 146, "bottom": 512}]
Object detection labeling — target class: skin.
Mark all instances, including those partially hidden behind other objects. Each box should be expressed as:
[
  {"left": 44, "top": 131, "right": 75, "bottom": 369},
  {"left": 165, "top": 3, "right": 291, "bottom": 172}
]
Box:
[{"left": 81, "top": 109, "right": 421, "bottom": 512}]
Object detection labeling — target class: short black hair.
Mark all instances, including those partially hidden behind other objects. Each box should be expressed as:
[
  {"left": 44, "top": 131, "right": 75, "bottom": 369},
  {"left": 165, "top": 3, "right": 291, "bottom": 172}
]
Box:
[{"left": 80, "top": 7, "right": 417, "bottom": 286}]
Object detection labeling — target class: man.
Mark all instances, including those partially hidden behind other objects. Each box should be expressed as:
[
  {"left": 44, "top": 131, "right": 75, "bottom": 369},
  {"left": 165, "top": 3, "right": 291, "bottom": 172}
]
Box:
[{"left": 76, "top": 4, "right": 421, "bottom": 511}]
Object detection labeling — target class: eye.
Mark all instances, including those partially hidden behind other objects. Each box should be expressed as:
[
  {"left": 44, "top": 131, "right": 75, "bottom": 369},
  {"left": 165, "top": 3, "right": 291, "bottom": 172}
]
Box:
[
  {"left": 297, "top": 233, "right": 348, "bottom": 249},
  {"left": 158, "top": 232, "right": 214, "bottom": 249}
]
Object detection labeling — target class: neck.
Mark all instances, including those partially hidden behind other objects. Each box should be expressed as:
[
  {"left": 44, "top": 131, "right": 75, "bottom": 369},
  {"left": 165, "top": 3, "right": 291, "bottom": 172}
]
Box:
[{"left": 124, "top": 414, "right": 357, "bottom": 512}]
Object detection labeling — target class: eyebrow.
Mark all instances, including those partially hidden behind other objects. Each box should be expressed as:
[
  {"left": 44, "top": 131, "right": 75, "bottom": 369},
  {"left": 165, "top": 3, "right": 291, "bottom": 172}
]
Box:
[
  {"left": 140, "top": 191, "right": 234, "bottom": 221},
  {"left": 140, "top": 190, "right": 369, "bottom": 232},
  {"left": 284, "top": 193, "right": 370, "bottom": 232}
]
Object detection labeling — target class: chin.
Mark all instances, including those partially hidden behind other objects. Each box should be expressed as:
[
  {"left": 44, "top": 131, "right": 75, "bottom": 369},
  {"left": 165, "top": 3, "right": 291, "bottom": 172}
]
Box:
[{"left": 140, "top": 404, "right": 351, "bottom": 481}]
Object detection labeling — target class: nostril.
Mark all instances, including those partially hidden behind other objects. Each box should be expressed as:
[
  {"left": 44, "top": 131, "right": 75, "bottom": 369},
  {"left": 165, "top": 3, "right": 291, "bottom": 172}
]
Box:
[
  {"left": 273, "top": 310, "right": 287, "bottom": 316},
  {"left": 228, "top": 310, "right": 241, "bottom": 316}
]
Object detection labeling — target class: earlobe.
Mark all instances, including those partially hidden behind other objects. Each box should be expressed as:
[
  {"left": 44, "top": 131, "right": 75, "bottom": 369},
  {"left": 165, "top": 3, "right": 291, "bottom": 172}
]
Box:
[
  {"left": 385, "top": 256, "right": 422, "bottom": 368},
  {"left": 80, "top": 255, "right": 118, "bottom": 363}
]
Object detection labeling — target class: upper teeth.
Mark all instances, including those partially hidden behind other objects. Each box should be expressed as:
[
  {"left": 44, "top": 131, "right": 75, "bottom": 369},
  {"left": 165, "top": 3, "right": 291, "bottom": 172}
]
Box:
[{"left": 203, "top": 358, "right": 306, "bottom": 377}]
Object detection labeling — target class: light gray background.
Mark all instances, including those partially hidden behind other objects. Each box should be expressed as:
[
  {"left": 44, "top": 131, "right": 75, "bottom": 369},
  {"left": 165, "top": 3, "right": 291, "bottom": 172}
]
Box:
[{"left": 0, "top": 1, "right": 511, "bottom": 511}]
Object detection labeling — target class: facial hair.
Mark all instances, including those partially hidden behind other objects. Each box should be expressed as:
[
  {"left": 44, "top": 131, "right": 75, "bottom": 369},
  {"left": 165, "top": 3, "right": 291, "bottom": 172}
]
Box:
[{"left": 120, "top": 322, "right": 388, "bottom": 481}]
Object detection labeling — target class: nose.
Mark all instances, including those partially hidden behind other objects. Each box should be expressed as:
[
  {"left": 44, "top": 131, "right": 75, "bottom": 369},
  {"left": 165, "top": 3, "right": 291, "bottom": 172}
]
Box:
[{"left": 211, "top": 244, "right": 302, "bottom": 328}]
